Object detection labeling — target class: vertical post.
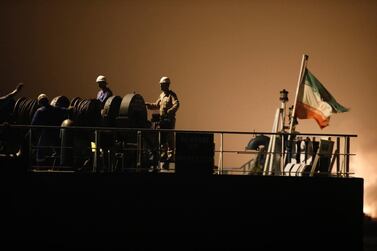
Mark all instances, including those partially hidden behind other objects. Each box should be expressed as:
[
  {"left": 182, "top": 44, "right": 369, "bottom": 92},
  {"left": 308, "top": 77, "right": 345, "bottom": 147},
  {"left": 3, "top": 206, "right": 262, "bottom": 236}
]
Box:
[
  {"left": 264, "top": 108, "right": 280, "bottom": 175},
  {"left": 279, "top": 89, "right": 289, "bottom": 173},
  {"left": 220, "top": 133, "right": 224, "bottom": 174},
  {"left": 336, "top": 137, "right": 340, "bottom": 176},
  {"left": 269, "top": 115, "right": 281, "bottom": 176},
  {"left": 288, "top": 54, "right": 309, "bottom": 134},
  {"left": 137, "top": 130, "right": 142, "bottom": 169},
  {"left": 93, "top": 129, "right": 99, "bottom": 172},
  {"left": 108, "top": 149, "right": 112, "bottom": 173},
  {"left": 29, "top": 126, "right": 33, "bottom": 171},
  {"left": 345, "top": 136, "right": 350, "bottom": 177},
  {"left": 264, "top": 137, "right": 272, "bottom": 175},
  {"left": 285, "top": 55, "right": 309, "bottom": 175},
  {"left": 173, "top": 130, "right": 176, "bottom": 171},
  {"left": 280, "top": 132, "right": 285, "bottom": 173},
  {"left": 158, "top": 128, "right": 161, "bottom": 168}
]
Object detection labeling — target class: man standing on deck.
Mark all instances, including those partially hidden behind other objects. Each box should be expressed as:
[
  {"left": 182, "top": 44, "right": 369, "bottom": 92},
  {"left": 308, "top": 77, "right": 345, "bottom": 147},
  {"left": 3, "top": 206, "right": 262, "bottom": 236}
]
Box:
[{"left": 146, "top": 76, "right": 179, "bottom": 167}]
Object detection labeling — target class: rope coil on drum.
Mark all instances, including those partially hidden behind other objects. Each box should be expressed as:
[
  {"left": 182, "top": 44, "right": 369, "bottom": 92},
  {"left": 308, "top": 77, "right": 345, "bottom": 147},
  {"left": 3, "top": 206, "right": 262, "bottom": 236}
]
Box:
[
  {"left": 13, "top": 97, "right": 39, "bottom": 125},
  {"left": 102, "top": 95, "right": 122, "bottom": 127},
  {"left": 70, "top": 98, "right": 102, "bottom": 127},
  {"left": 0, "top": 97, "right": 39, "bottom": 162}
]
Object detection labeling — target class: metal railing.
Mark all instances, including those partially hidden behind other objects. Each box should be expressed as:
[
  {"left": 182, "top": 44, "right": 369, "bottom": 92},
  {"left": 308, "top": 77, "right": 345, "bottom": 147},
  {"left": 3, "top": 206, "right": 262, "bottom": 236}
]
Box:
[{"left": 0, "top": 124, "right": 357, "bottom": 177}]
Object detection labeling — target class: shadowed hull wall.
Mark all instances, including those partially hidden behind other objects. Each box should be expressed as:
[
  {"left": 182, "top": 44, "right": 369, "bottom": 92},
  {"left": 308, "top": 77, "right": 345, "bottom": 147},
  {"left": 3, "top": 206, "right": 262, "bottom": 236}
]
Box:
[{"left": 3, "top": 169, "right": 363, "bottom": 249}]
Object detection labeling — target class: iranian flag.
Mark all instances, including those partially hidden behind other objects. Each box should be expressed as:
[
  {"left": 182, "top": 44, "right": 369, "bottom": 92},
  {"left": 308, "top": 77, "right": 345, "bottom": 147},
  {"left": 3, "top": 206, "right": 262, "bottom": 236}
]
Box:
[{"left": 295, "top": 69, "right": 349, "bottom": 129}]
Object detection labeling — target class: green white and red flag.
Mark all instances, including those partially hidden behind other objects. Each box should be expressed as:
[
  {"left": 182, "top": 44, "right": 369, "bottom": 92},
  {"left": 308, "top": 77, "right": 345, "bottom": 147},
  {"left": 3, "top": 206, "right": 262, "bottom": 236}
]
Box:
[{"left": 295, "top": 69, "right": 349, "bottom": 129}]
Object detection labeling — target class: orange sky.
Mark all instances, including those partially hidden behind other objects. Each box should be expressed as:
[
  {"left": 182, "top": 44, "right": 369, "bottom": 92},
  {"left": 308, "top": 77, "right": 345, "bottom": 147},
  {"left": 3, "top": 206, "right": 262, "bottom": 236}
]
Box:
[{"left": 2, "top": 0, "right": 377, "bottom": 216}]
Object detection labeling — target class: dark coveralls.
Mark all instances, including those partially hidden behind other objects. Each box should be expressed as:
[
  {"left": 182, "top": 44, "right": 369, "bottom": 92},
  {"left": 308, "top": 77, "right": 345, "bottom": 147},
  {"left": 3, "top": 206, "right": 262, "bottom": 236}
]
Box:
[{"left": 31, "top": 105, "right": 68, "bottom": 163}]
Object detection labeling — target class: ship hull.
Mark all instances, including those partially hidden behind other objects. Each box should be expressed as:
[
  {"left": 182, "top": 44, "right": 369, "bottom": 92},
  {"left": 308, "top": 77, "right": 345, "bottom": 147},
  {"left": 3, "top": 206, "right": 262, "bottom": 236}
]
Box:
[{"left": 3, "top": 167, "right": 363, "bottom": 250}]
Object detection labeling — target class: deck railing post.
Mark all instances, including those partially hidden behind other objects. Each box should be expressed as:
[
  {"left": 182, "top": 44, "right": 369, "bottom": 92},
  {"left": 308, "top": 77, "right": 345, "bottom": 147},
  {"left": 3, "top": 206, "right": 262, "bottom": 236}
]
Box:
[
  {"left": 93, "top": 129, "right": 99, "bottom": 172},
  {"left": 336, "top": 137, "right": 340, "bottom": 176},
  {"left": 345, "top": 136, "right": 350, "bottom": 177},
  {"left": 137, "top": 130, "right": 142, "bottom": 169},
  {"left": 219, "top": 132, "right": 224, "bottom": 174}
]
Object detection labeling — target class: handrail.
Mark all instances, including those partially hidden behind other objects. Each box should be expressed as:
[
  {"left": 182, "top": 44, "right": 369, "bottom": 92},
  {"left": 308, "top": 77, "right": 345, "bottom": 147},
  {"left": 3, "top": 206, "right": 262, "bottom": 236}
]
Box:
[
  {"left": 0, "top": 123, "right": 358, "bottom": 138},
  {"left": 0, "top": 124, "right": 357, "bottom": 177}
]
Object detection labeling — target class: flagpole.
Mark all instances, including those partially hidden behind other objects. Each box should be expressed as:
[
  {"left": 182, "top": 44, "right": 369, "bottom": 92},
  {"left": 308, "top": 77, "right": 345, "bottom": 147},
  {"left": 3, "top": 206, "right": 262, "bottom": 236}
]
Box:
[
  {"left": 283, "top": 54, "right": 309, "bottom": 167},
  {"left": 289, "top": 54, "right": 309, "bottom": 134}
]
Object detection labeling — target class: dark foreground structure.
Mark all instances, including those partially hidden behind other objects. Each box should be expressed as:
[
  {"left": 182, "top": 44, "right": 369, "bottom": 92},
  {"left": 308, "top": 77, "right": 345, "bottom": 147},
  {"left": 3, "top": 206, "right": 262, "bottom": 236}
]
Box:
[
  {"left": 3, "top": 165, "right": 363, "bottom": 250},
  {"left": 0, "top": 93, "right": 364, "bottom": 249}
]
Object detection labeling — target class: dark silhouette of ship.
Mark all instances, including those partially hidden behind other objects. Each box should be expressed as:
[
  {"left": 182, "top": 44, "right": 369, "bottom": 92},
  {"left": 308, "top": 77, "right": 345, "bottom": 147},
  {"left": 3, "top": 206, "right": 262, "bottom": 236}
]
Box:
[{"left": 0, "top": 92, "right": 363, "bottom": 250}]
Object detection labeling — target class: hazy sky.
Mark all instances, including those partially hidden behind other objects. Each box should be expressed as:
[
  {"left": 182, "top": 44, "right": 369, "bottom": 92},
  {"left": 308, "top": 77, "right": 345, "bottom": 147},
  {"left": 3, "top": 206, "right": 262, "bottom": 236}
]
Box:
[{"left": 2, "top": 0, "right": 377, "bottom": 216}]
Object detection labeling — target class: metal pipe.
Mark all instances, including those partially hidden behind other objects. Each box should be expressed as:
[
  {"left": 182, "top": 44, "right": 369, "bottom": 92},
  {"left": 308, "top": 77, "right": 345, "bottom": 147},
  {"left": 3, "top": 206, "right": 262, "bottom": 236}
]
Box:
[
  {"left": 288, "top": 54, "right": 309, "bottom": 134},
  {"left": 336, "top": 137, "right": 340, "bottom": 176},
  {"left": 137, "top": 130, "right": 142, "bottom": 169},
  {"left": 220, "top": 133, "right": 224, "bottom": 174},
  {"left": 93, "top": 130, "right": 99, "bottom": 172},
  {"left": 345, "top": 136, "right": 350, "bottom": 177}
]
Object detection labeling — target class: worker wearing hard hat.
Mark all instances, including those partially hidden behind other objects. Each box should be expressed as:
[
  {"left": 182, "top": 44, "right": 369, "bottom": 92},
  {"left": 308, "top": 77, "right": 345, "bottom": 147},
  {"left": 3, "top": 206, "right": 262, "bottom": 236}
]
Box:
[
  {"left": 95, "top": 75, "right": 113, "bottom": 106},
  {"left": 146, "top": 76, "right": 180, "bottom": 166},
  {"left": 31, "top": 93, "right": 68, "bottom": 164}
]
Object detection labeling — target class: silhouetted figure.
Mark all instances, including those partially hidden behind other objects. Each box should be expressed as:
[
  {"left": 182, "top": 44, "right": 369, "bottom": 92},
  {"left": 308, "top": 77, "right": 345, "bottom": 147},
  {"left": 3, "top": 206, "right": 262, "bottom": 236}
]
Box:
[
  {"left": 146, "top": 76, "right": 179, "bottom": 167},
  {"left": 31, "top": 94, "right": 68, "bottom": 165},
  {"left": 0, "top": 83, "right": 23, "bottom": 123},
  {"left": 96, "top": 75, "right": 113, "bottom": 107}
]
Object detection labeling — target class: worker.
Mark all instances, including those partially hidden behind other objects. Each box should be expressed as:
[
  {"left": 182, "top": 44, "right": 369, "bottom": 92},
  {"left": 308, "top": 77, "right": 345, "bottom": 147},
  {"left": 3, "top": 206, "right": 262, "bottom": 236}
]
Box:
[
  {"left": 146, "top": 76, "right": 179, "bottom": 167},
  {"left": 31, "top": 94, "right": 68, "bottom": 165},
  {"left": 95, "top": 75, "right": 113, "bottom": 107}
]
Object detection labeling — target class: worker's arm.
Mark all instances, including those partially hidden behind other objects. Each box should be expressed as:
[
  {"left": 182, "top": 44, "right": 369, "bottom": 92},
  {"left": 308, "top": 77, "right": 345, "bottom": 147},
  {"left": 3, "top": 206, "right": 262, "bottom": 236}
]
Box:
[
  {"left": 146, "top": 96, "right": 161, "bottom": 110},
  {"left": 167, "top": 92, "right": 179, "bottom": 116}
]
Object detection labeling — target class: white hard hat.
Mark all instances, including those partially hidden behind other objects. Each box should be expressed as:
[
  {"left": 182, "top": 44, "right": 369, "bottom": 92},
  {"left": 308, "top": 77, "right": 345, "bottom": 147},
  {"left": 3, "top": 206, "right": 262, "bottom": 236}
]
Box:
[
  {"left": 159, "top": 76, "right": 170, "bottom": 84},
  {"left": 37, "top": 93, "right": 48, "bottom": 102},
  {"left": 96, "top": 75, "right": 107, "bottom": 83}
]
